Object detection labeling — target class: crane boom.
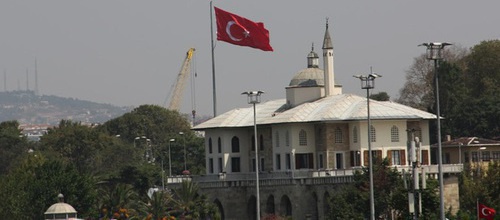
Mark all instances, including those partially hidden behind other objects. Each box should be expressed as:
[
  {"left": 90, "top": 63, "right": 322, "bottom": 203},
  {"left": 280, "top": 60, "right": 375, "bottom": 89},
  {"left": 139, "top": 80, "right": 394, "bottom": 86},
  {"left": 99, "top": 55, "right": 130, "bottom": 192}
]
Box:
[{"left": 168, "top": 48, "right": 195, "bottom": 111}]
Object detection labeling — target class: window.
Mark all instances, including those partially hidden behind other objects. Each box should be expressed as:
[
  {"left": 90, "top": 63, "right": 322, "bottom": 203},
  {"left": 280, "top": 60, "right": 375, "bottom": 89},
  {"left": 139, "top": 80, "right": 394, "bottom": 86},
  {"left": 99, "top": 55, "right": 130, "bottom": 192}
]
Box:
[
  {"left": 251, "top": 158, "right": 256, "bottom": 172},
  {"left": 391, "top": 150, "right": 401, "bottom": 165},
  {"left": 370, "top": 125, "right": 376, "bottom": 142},
  {"left": 471, "top": 152, "right": 478, "bottom": 162},
  {"left": 276, "top": 154, "right": 281, "bottom": 170},
  {"left": 353, "top": 126, "right": 358, "bottom": 143},
  {"left": 299, "top": 129, "right": 307, "bottom": 146},
  {"left": 295, "top": 153, "right": 314, "bottom": 169},
  {"left": 275, "top": 131, "right": 280, "bottom": 148},
  {"left": 335, "top": 153, "right": 343, "bottom": 169},
  {"left": 391, "top": 126, "right": 399, "bottom": 142},
  {"left": 285, "top": 130, "right": 290, "bottom": 147},
  {"left": 350, "top": 151, "right": 361, "bottom": 167},
  {"left": 208, "top": 138, "right": 213, "bottom": 154},
  {"left": 218, "top": 157, "right": 223, "bottom": 173},
  {"left": 218, "top": 137, "right": 222, "bottom": 153},
  {"left": 285, "top": 153, "right": 291, "bottom": 169},
  {"left": 421, "top": 150, "right": 429, "bottom": 165},
  {"left": 492, "top": 151, "right": 500, "bottom": 160},
  {"left": 231, "top": 157, "right": 240, "bottom": 172},
  {"left": 260, "top": 158, "right": 265, "bottom": 171},
  {"left": 209, "top": 158, "right": 214, "bottom": 173},
  {"left": 481, "top": 151, "right": 491, "bottom": 161},
  {"left": 318, "top": 153, "right": 324, "bottom": 169},
  {"left": 334, "top": 127, "right": 343, "bottom": 143},
  {"left": 364, "top": 150, "right": 382, "bottom": 166},
  {"left": 260, "top": 135, "right": 264, "bottom": 151},
  {"left": 231, "top": 136, "right": 240, "bottom": 153}
]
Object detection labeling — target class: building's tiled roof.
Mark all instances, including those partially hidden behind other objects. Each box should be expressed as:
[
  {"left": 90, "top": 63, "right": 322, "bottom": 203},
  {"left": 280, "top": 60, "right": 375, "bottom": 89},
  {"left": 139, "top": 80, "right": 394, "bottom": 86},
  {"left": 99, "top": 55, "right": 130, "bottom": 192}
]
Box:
[
  {"left": 193, "top": 94, "right": 436, "bottom": 130},
  {"left": 432, "top": 137, "right": 500, "bottom": 148}
]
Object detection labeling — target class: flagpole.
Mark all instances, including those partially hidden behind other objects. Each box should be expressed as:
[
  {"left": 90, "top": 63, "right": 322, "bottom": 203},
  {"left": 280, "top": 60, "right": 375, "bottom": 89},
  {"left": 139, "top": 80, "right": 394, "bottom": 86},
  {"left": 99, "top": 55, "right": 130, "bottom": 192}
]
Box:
[
  {"left": 209, "top": 1, "right": 217, "bottom": 117},
  {"left": 477, "top": 199, "right": 479, "bottom": 220}
]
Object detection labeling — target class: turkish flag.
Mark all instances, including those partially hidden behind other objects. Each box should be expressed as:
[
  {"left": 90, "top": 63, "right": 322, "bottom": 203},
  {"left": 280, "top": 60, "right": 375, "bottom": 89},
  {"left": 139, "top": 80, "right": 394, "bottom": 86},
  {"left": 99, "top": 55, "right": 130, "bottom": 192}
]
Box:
[
  {"left": 478, "top": 203, "right": 496, "bottom": 220},
  {"left": 214, "top": 7, "right": 273, "bottom": 52}
]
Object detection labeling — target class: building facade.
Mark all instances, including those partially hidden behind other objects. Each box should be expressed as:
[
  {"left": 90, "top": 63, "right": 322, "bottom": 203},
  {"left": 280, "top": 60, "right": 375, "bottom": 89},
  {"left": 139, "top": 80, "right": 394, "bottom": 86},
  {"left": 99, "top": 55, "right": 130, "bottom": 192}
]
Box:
[{"left": 191, "top": 22, "right": 460, "bottom": 219}]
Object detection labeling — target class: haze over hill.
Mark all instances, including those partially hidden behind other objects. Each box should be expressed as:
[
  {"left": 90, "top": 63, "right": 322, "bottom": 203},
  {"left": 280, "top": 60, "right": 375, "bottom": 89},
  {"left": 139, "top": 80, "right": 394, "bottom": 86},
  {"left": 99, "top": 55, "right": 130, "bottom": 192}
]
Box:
[{"left": 0, "top": 91, "right": 131, "bottom": 125}]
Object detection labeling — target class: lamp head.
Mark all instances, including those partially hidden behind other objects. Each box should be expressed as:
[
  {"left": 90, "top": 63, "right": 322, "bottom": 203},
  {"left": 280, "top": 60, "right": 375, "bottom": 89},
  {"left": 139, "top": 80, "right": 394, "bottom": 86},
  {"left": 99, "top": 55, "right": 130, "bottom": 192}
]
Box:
[
  {"left": 241, "top": 91, "right": 264, "bottom": 96},
  {"left": 242, "top": 90, "right": 264, "bottom": 104},
  {"left": 368, "top": 73, "right": 382, "bottom": 79}
]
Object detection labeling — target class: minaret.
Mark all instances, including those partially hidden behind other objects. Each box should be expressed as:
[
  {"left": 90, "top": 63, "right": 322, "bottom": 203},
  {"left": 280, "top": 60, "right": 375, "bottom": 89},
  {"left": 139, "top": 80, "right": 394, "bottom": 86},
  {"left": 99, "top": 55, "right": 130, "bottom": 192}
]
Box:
[{"left": 322, "top": 19, "right": 335, "bottom": 96}]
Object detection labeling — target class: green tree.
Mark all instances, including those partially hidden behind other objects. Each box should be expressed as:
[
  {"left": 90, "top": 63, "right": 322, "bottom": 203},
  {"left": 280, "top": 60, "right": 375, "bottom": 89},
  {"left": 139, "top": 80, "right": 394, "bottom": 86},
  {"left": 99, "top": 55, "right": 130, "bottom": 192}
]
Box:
[
  {"left": 0, "top": 120, "right": 31, "bottom": 175},
  {"left": 0, "top": 157, "right": 97, "bottom": 219},
  {"left": 100, "top": 105, "right": 205, "bottom": 175},
  {"left": 326, "top": 158, "right": 439, "bottom": 219},
  {"left": 171, "top": 181, "right": 220, "bottom": 220},
  {"left": 39, "top": 120, "right": 105, "bottom": 173},
  {"left": 98, "top": 183, "right": 140, "bottom": 219},
  {"left": 370, "top": 91, "right": 390, "bottom": 101}
]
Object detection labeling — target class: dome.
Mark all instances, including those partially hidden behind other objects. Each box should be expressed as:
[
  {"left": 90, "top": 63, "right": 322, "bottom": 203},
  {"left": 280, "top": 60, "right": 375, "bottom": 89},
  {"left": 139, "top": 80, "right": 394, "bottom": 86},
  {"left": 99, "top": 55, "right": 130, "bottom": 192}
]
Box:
[
  {"left": 289, "top": 68, "right": 324, "bottom": 87},
  {"left": 45, "top": 202, "right": 77, "bottom": 215},
  {"left": 44, "top": 194, "right": 78, "bottom": 220}
]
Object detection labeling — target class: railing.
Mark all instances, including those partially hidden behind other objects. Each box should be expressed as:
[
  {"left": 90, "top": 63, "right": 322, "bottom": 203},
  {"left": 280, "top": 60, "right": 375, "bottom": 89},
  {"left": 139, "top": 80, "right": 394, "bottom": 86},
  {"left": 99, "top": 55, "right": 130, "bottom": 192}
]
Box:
[{"left": 166, "top": 164, "right": 463, "bottom": 187}]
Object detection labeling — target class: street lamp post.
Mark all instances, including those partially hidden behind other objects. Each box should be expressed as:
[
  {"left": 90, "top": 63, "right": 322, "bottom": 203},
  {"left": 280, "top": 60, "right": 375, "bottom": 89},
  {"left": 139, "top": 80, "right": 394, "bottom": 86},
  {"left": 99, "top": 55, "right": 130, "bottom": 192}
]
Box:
[
  {"left": 242, "top": 90, "right": 264, "bottom": 220},
  {"left": 169, "top": 138, "right": 175, "bottom": 177},
  {"left": 419, "top": 42, "right": 451, "bottom": 220},
  {"left": 179, "top": 132, "right": 186, "bottom": 171},
  {"left": 353, "top": 72, "right": 381, "bottom": 220}
]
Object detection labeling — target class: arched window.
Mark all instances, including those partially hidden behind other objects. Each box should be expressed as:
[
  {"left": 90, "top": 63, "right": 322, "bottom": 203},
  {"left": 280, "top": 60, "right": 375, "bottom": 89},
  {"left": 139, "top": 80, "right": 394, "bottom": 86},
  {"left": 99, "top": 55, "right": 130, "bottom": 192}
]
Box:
[
  {"left": 208, "top": 138, "right": 213, "bottom": 154},
  {"left": 334, "top": 127, "right": 343, "bottom": 143},
  {"left": 285, "top": 130, "right": 290, "bottom": 147},
  {"left": 370, "top": 125, "right": 376, "bottom": 142},
  {"left": 231, "top": 136, "right": 240, "bottom": 153},
  {"left": 299, "top": 129, "right": 307, "bottom": 146},
  {"left": 391, "top": 125, "right": 399, "bottom": 142},
  {"left": 353, "top": 126, "right": 358, "bottom": 143},
  {"left": 275, "top": 131, "right": 280, "bottom": 148},
  {"left": 218, "top": 137, "right": 222, "bottom": 153}
]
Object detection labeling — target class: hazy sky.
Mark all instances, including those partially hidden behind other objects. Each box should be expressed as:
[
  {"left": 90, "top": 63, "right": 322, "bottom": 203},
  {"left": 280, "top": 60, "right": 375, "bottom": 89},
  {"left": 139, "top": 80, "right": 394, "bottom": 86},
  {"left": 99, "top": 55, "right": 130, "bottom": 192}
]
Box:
[{"left": 2, "top": 1, "right": 499, "bottom": 118}]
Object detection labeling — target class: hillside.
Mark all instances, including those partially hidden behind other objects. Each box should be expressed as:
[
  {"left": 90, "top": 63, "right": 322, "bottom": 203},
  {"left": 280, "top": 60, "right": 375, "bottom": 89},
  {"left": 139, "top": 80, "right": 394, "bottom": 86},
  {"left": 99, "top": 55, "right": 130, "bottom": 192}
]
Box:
[{"left": 0, "top": 91, "right": 131, "bottom": 125}]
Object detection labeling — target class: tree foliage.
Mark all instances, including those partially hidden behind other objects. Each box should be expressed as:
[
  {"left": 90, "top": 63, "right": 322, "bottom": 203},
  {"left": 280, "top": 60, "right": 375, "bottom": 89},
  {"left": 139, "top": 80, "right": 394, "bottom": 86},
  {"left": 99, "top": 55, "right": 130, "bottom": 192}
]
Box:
[
  {"left": 100, "top": 105, "right": 206, "bottom": 176},
  {"left": 0, "top": 104, "right": 213, "bottom": 219},
  {"left": 370, "top": 91, "right": 390, "bottom": 101},
  {"left": 398, "top": 41, "right": 500, "bottom": 139},
  {"left": 326, "top": 158, "right": 440, "bottom": 219},
  {"left": 0, "top": 157, "right": 98, "bottom": 219},
  {"left": 0, "top": 120, "right": 30, "bottom": 175}
]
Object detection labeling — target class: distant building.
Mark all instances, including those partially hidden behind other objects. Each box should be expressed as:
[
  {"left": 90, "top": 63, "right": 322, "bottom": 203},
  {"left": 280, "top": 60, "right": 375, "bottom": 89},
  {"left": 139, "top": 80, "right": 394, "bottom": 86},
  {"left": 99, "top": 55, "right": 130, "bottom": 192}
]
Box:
[
  {"left": 19, "top": 124, "right": 51, "bottom": 141},
  {"left": 432, "top": 136, "right": 500, "bottom": 165}
]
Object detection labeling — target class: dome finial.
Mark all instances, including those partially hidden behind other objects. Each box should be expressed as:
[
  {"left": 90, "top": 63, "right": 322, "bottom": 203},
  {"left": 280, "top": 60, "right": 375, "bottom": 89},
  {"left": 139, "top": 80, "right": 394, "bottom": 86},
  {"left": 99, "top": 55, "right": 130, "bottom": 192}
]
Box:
[
  {"left": 311, "top": 42, "right": 314, "bottom": 52},
  {"left": 58, "top": 193, "right": 64, "bottom": 203}
]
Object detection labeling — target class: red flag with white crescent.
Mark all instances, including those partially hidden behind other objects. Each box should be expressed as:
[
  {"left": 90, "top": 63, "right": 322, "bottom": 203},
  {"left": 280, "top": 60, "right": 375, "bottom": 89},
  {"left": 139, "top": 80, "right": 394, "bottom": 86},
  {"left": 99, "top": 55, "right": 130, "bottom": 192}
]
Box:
[
  {"left": 478, "top": 203, "right": 496, "bottom": 220},
  {"left": 214, "top": 7, "right": 273, "bottom": 52}
]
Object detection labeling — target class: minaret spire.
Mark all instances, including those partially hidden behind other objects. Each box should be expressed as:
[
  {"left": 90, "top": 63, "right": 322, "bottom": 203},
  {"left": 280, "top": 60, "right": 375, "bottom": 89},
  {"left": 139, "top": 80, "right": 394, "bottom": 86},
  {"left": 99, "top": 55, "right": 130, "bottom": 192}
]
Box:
[{"left": 322, "top": 18, "right": 336, "bottom": 96}]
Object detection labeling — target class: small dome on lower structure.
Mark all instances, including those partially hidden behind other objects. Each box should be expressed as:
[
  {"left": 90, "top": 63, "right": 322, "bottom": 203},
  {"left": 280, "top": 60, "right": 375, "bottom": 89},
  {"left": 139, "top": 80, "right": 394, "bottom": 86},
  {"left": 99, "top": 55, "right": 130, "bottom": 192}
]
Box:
[
  {"left": 44, "top": 194, "right": 78, "bottom": 220},
  {"left": 289, "top": 68, "right": 324, "bottom": 87}
]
